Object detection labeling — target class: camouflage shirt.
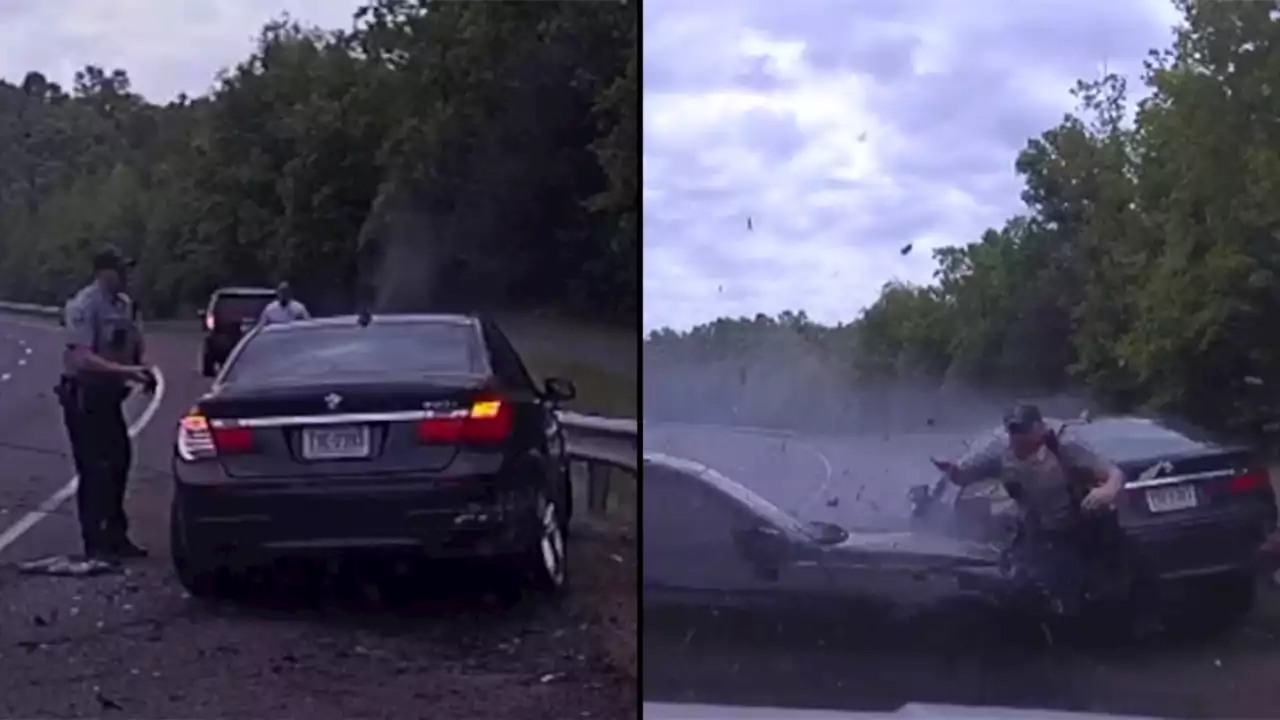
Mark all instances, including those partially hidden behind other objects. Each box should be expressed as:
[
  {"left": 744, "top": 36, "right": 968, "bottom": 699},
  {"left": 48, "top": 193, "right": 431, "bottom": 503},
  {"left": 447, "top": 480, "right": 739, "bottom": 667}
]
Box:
[{"left": 955, "top": 436, "right": 1116, "bottom": 531}]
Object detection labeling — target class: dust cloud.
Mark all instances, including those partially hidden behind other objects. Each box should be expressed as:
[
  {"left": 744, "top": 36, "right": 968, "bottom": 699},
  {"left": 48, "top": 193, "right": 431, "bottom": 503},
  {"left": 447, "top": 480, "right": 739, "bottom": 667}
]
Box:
[
  {"left": 644, "top": 328, "right": 1092, "bottom": 437},
  {"left": 644, "top": 327, "right": 1101, "bottom": 550}
]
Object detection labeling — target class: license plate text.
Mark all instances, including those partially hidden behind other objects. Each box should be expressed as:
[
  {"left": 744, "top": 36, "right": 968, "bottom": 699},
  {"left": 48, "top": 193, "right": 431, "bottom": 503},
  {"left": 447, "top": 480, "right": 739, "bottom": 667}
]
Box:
[
  {"left": 1145, "top": 484, "right": 1198, "bottom": 513},
  {"left": 301, "top": 425, "right": 371, "bottom": 460}
]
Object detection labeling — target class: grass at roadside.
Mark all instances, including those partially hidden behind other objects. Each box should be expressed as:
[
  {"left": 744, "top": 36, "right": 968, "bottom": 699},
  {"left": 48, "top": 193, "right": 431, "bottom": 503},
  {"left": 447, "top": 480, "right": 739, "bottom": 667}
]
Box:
[{"left": 525, "top": 355, "right": 636, "bottom": 418}]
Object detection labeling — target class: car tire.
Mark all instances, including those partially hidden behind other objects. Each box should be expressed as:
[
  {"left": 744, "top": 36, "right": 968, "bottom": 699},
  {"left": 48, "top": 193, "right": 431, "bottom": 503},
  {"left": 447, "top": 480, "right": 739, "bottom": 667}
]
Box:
[
  {"left": 519, "top": 492, "right": 569, "bottom": 595},
  {"left": 169, "top": 499, "right": 229, "bottom": 599},
  {"left": 1162, "top": 572, "right": 1256, "bottom": 637}
]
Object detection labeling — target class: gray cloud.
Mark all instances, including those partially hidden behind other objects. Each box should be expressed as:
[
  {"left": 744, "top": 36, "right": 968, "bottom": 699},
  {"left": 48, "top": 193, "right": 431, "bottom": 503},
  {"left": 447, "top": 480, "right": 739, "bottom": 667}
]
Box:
[
  {"left": 0, "top": 1, "right": 364, "bottom": 101},
  {"left": 643, "top": 0, "right": 1181, "bottom": 331}
]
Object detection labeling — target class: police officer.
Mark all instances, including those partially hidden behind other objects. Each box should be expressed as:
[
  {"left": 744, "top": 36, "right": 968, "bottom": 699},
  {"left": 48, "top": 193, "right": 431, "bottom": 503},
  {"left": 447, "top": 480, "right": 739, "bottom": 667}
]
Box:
[
  {"left": 932, "top": 403, "right": 1126, "bottom": 615},
  {"left": 60, "top": 246, "right": 154, "bottom": 562}
]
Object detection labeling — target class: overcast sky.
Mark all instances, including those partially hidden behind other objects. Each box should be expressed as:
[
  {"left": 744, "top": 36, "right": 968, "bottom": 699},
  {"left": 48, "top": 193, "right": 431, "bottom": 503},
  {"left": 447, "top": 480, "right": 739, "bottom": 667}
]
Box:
[
  {"left": 644, "top": 0, "right": 1182, "bottom": 332},
  {"left": 0, "top": 1, "right": 363, "bottom": 101}
]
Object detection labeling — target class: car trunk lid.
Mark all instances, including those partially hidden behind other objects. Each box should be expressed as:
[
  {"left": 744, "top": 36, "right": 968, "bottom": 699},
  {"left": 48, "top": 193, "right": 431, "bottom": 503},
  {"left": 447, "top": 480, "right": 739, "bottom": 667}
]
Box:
[
  {"left": 1117, "top": 447, "right": 1269, "bottom": 526},
  {"left": 193, "top": 376, "right": 507, "bottom": 479}
]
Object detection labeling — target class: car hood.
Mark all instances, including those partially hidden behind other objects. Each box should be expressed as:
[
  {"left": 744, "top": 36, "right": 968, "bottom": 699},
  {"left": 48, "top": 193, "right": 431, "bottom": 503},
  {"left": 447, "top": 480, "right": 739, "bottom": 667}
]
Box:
[
  {"left": 643, "top": 701, "right": 1162, "bottom": 720},
  {"left": 824, "top": 530, "right": 1003, "bottom": 571}
]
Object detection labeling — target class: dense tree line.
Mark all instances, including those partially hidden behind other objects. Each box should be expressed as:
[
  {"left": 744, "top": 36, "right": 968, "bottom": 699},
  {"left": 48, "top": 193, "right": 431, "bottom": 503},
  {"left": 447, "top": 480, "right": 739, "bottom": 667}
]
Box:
[
  {"left": 646, "top": 1, "right": 1280, "bottom": 436},
  {"left": 0, "top": 0, "right": 637, "bottom": 323}
]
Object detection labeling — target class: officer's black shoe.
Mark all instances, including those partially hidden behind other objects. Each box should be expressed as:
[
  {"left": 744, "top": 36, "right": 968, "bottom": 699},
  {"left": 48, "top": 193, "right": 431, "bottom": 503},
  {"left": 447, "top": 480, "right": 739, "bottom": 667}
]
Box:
[
  {"left": 107, "top": 539, "right": 149, "bottom": 559},
  {"left": 83, "top": 549, "right": 121, "bottom": 565}
]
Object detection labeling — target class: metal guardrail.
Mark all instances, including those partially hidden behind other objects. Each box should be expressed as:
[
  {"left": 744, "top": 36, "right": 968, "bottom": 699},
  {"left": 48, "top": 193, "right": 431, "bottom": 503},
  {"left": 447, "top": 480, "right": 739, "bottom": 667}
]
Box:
[
  {"left": 0, "top": 300, "right": 639, "bottom": 517},
  {"left": 558, "top": 411, "right": 638, "bottom": 518},
  {"left": 0, "top": 301, "right": 60, "bottom": 317}
]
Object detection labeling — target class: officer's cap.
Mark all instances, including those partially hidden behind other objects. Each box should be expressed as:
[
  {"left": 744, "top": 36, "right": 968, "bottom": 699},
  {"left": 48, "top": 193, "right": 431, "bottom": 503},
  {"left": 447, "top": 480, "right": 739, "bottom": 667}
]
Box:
[
  {"left": 1003, "top": 403, "right": 1044, "bottom": 433},
  {"left": 92, "top": 246, "right": 136, "bottom": 273}
]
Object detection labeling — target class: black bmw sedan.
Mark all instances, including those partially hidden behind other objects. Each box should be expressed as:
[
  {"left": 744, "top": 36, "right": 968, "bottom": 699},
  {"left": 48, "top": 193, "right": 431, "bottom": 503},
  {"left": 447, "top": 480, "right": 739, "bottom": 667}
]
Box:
[{"left": 171, "top": 313, "right": 577, "bottom": 599}]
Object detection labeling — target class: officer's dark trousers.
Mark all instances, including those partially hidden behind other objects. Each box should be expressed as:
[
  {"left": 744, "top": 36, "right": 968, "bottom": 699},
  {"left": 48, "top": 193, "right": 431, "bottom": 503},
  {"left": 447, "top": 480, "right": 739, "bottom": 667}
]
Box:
[{"left": 59, "top": 380, "right": 131, "bottom": 555}]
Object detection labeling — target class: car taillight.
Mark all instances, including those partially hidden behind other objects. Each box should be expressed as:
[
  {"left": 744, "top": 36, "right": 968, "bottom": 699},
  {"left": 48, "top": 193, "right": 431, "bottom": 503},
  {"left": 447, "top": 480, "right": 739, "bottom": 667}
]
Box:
[
  {"left": 417, "top": 396, "right": 513, "bottom": 445},
  {"left": 177, "top": 410, "right": 254, "bottom": 461},
  {"left": 1230, "top": 468, "right": 1270, "bottom": 493},
  {"left": 204, "top": 313, "right": 214, "bottom": 331}
]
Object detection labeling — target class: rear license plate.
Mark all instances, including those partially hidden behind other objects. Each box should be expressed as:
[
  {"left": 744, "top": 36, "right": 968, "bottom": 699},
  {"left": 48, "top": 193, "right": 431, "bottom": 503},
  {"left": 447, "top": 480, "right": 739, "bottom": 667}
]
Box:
[
  {"left": 1146, "top": 484, "right": 1198, "bottom": 513},
  {"left": 301, "top": 425, "right": 371, "bottom": 460}
]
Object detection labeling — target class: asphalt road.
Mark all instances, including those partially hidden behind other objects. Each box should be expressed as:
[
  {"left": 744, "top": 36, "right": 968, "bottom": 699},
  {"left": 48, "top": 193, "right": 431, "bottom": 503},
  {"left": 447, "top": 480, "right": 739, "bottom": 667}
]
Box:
[
  {"left": 0, "top": 315, "right": 634, "bottom": 719},
  {"left": 643, "top": 422, "right": 1280, "bottom": 719}
]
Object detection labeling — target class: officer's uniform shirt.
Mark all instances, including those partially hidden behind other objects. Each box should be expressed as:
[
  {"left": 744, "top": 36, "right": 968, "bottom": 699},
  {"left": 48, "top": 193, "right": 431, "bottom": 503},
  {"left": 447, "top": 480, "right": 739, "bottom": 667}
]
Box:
[
  {"left": 62, "top": 283, "right": 142, "bottom": 387},
  {"left": 954, "top": 436, "right": 1115, "bottom": 531}
]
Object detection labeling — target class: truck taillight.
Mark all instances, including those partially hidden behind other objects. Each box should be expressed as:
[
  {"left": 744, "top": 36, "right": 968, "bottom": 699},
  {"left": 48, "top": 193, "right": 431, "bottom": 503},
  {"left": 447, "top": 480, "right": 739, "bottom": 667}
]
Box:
[
  {"left": 417, "top": 397, "right": 513, "bottom": 444},
  {"left": 177, "top": 410, "right": 254, "bottom": 461}
]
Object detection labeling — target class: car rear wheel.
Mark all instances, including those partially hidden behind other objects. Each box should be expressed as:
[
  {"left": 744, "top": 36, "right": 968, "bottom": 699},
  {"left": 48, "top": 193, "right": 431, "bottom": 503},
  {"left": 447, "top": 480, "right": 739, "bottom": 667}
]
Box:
[
  {"left": 170, "top": 499, "right": 231, "bottom": 598},
  {"left": 1161, "top": 572, "right": 1256, "bottom": 637},
  {"left": 520, "top": 493, "right": 569, "bottom": 595}
]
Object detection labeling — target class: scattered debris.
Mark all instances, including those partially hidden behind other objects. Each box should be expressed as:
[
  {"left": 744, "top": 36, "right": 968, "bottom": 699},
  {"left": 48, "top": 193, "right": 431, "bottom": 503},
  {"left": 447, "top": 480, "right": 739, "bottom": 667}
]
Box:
[
  {"left": 94, "top": 689, "right": 123, "bottom": 712},
  {"left": 900, "top": 243, "right": 913, "bottom": 256},
  {"left": 18, "top": 555, "right": 118, "bottom": 577}
]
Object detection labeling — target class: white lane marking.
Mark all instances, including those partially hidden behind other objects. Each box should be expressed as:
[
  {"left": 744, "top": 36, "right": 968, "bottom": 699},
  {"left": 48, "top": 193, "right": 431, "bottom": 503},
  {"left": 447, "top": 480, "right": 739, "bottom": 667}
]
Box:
[
  {"left": 0, "top": 373, "right": 10, "bottom": 381},
  {"left": 23, "top": 347, "right": 31, "bottom": 354},
  {"left": 17, "top": 359, "right": 26, "bottom": 366},
  {"left": 0, "top": 368, "right": 168, "bottom": 554},
  {"left": 795, "top": 440, "right": 834, "bottom": 514}
]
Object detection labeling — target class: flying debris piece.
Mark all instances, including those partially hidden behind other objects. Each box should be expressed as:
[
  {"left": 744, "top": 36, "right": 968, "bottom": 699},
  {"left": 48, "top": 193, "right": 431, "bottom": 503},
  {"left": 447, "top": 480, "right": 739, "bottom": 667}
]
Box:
[
  {"left": 747, "top": 217, "right": 753, "bottom": 231},
  {"left": 900, "top": 243, "right": 913, "bottom": 256},
  {"left": 857, "top": 131, "right": 868, "bottom": 143}
]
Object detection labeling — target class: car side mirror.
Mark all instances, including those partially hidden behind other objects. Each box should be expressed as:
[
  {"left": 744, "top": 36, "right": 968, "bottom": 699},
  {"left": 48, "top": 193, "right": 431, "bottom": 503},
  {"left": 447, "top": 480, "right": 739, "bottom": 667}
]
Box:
[
  {"left": 543, "top": 377, "right": 576, "bottom": 403},
  {"left": 196, "top": 309, "right": 206, "bottom": 318},
  {"left": 908, "top": 483, "right": 934, "bottom": 517}
]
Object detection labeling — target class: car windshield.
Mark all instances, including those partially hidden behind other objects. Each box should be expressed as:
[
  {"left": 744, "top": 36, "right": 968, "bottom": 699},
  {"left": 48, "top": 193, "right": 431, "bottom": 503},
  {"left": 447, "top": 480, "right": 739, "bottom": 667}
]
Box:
[
  {"left": 212, "top": 294, "right": 274, "bottom": 324},
  {"left": 697, "top": 464, "right": 817, "bottom": 541},
  {"left": 222, "top": 321, "right": 484, "bottom": 385}
]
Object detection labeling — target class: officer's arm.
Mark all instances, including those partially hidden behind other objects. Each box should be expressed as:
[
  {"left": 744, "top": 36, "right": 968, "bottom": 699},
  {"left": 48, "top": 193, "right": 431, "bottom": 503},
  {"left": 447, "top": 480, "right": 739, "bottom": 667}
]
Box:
[
  {"left": 1060, "top": 440, "right": 1125, "bottom": 494},
  {"left": 951, "top": 442, "right": 1004, "bottom": 487},
  {"left": 65, "top": 300, "right": 139, "bottom": 376},
  {"left": 295, "top": 302, "right": 311, "bottom": 320}
]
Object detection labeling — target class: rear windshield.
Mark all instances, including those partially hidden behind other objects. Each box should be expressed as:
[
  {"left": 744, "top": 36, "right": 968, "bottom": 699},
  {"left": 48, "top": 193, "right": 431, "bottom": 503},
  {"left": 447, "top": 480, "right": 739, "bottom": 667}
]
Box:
[
  {"left": 1070, "top": 420, "right": 1203, "bottom": 460},
  {"left": 212, "top": 294, "right": 274, "bottom": 324},
  {"left": 222, "top": 322, "right": 485, "bottom": 385}
]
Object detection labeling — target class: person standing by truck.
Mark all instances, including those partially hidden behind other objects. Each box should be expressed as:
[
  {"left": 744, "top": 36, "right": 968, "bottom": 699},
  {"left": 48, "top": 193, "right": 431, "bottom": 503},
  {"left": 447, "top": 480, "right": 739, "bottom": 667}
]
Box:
[{"left": 257, "top": 281, "right": 310, "bottom": 326}]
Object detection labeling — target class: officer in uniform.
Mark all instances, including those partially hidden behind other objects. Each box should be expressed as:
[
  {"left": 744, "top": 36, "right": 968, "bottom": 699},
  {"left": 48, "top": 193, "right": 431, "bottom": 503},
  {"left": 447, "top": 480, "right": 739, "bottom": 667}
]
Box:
[{"left": 60, "top": 247, "right": 154, "bottom": 561}]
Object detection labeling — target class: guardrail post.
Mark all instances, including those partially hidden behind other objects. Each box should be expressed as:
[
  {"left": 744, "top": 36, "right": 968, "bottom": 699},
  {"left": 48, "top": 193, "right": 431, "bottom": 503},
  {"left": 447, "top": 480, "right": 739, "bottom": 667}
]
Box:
[{"left": 588, "top": 463, "right": 612, "bottom": 514}]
